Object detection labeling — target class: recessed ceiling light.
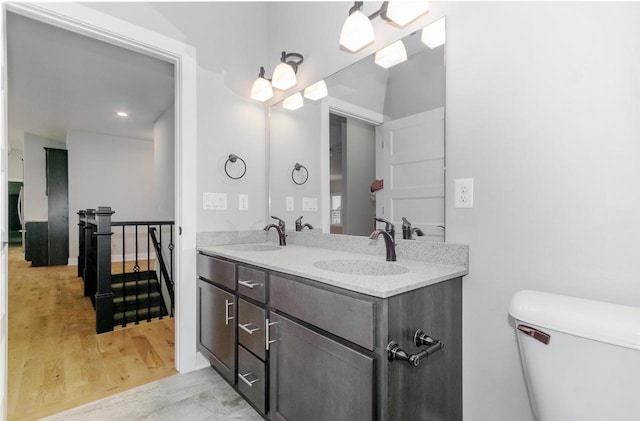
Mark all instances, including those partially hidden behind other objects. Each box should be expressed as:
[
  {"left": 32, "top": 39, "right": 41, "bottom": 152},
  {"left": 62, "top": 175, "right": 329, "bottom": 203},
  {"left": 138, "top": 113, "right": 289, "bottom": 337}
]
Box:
[{"left": 116, "top": 111, "right": 128, "bottom": 117}]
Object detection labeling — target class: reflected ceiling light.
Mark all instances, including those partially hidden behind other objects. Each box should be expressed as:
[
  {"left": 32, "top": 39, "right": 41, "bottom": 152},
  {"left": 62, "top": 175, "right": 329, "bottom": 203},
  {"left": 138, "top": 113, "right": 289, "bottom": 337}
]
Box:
[
  {"left": 421, "top": 17, "right": 446, "bottom": 48},
  {"left": 385, "top": 1, "right": 430, "bottom": 27},
  {"left": 304, "top": 80, "right": 328, "bottom": 101},
  {"left": 339, "top": 3, "right": 375, "bottom": 53},
  {"left": 282, "top": 92, "right": 304, "bottom": 111},
  {"left": 250, "top": 67, "right": 273, "bottom": 102},
  {"left": 116, "top": 111, "right": 128, "bottom": 117},
  {"left": 271, "top": 51, "right": 304, "bottom": 91},
  {"left": 374, "top": 40, "right": 407, "bottom": 68},
  {"left": 250, "top": 51, "right": 304, "bottom": 101}
]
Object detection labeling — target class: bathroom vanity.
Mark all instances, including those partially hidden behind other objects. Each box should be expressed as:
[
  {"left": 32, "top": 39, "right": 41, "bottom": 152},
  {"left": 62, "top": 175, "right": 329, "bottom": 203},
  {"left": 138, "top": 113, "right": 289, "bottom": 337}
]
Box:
[{"left": 196, "top": 241, "right": 466, "bottom": 421}]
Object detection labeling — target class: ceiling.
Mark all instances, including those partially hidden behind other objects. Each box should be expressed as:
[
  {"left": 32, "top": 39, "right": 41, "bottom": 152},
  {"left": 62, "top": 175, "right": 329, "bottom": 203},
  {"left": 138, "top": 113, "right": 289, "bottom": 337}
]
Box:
[{"left": 6, "top": 12, "right": 175, "bottom": 152}]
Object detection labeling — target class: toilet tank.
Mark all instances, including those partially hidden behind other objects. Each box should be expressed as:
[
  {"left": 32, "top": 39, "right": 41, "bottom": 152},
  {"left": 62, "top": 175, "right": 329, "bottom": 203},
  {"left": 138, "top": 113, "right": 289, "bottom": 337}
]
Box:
[{"left": 509, "top": 290, "right": 640, "bottom": 421}]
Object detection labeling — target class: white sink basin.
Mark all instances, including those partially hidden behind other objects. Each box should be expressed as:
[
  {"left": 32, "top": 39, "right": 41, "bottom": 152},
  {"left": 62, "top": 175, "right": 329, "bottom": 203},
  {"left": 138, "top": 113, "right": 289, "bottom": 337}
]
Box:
[
  {"left": 224, "top": 243, "right": 282, "bottom": 252},
  {"left": 312, "top": 259, "right": 409, "bottom": 276}
]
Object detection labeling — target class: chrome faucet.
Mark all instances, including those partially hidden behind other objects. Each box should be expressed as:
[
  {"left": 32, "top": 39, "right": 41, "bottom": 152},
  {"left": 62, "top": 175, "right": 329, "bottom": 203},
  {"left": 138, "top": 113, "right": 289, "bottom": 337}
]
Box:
[
  {"left": 264, "top": 215, "right": 287, "bottom": 246},
  {"left": 370, "top": 217, "right": 397, "bottom": 261},
  {"left": 402, "top": 217, "right": 424, "bottom": 240},
  {"left": 295, "top": 216, "right": 314, "bottom": 232}
]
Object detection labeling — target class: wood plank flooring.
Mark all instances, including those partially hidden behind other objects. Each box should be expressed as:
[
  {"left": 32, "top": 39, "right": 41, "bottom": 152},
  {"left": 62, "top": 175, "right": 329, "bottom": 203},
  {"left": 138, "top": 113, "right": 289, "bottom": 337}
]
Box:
[{"left": 7, "top": 247, "right": 176, "bottom": 421}]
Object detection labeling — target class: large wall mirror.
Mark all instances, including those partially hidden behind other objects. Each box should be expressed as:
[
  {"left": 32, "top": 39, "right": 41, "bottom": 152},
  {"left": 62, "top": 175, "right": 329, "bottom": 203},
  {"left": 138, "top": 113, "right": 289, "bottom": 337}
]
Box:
[{"left": 269, "top": 17, "right": 446, "bottom": 241}]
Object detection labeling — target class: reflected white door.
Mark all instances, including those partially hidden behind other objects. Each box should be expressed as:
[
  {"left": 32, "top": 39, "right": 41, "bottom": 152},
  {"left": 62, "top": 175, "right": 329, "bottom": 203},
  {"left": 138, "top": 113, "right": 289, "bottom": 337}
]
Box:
[{"left": 379, "top": 107, "right": 445, "bottom": 241}]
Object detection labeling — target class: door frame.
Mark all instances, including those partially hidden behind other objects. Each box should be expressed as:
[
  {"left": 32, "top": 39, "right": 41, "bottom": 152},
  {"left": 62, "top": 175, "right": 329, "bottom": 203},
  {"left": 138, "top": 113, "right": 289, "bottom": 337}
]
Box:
[{"left": 1, "top": 2, "right": 199, "bottom": 388}]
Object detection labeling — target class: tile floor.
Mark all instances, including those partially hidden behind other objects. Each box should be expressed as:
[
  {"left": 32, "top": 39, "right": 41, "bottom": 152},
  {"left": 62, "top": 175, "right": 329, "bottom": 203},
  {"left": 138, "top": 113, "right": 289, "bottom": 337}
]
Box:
[{"left": 42, "top": 367, "right": 263, "bottom": 421}]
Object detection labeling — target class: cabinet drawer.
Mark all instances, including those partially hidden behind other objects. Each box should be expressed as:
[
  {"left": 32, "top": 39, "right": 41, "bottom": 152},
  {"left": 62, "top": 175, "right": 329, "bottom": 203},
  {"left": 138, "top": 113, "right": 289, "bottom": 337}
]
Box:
[
  {"left": 270, "top": 274, "right": 375, "bottom": 351},
  {"left": 238, "top": 298, "right": 266, "bottom": 360},
  {"left": 197, "top": 253, "right": 236, "bottom": 290},
  {"left": 237, "top": 266, "right": 267, "bottom": 303},
  {"left": 238, "top": 345, "right": 266, "bottom": 414}
]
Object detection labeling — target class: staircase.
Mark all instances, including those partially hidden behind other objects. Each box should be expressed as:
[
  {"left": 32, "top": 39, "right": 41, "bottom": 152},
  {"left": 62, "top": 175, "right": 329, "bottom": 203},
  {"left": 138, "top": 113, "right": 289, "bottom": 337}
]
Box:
[{"left": 111, "top": 270, "right": 168, "bottom": 326}]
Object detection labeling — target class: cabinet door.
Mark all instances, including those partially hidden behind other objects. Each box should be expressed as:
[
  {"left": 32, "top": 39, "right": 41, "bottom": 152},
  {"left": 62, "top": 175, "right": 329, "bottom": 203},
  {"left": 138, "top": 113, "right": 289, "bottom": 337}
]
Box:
[
  {"left": 269, "top": 312, "right": 374, "bottom": 421},
  {"left": 197, "top": 279, "right": 236, "bottom": 383}
]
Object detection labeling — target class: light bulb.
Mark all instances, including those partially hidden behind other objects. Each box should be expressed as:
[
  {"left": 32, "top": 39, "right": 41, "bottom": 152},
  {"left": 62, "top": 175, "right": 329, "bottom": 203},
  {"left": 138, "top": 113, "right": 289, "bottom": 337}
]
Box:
[
  {"left": 421, "top": 17, "right": 446, "bottom": 49},
  {"left": 304, "top": 80, "right": 328, "bottom": 101},
  {"left": 374, "top": 40, "right": 407, "bottom": 69},
  {"left": 386, "top": 1, "right": 430, "bottom": 27},
  {"left": 250, "top": 76, "right": 273, "bottom": 102},
  {"left": 272, "top": 62, "right": 297, "bottom": 90},
  {"left": 282, "top": 92, "right": 304, "bottom": 111},
  {"left": 339, "top": 10, "right": 375, "bottom": 53}
]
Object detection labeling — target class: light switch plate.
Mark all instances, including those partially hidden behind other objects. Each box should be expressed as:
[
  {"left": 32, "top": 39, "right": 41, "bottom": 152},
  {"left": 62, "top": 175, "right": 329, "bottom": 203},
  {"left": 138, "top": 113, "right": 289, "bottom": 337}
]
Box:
[
  {"left": 239, "top": 194, "right": 249, "bottom": 211},
  {"left": 302, "top": 197, "right": 318, "bottom": 212},
  {"left": 203, "top": 192, "right": 227, "bottom": 210},
  {"left": 454, "top": 179, "right": 474, "bottom": 209},
  {"left": 286, "top": 196, "right": 294, "bottom": 212}
]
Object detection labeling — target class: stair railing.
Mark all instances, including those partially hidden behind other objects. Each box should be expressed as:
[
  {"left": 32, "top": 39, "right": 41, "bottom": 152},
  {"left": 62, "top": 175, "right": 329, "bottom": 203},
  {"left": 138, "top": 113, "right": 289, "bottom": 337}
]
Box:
[{"left": 78, "top": 206, "right": 175, "bottom": 333}]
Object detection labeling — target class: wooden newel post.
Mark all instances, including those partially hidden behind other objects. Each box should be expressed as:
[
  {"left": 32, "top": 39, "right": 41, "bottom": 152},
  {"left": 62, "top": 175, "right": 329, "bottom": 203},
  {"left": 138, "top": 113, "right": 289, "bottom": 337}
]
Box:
[
  {"left": 77, "top": 210, "right": 87, "bottom": 278},
  {"left": 94, "top": 206, "right": 115, "bottom": 334}
]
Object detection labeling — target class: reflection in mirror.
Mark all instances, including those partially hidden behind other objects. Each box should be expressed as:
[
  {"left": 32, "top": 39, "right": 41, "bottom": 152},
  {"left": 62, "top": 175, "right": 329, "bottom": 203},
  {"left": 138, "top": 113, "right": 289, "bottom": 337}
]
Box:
[{"left": 269, "top": 18, "right": 446, "bottom": 241}]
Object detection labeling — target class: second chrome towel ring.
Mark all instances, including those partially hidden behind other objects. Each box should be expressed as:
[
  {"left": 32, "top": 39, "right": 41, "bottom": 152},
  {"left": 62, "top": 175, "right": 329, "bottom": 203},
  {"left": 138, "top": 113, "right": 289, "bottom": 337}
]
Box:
[
  {"left": 291, "top": 163, "right": 309, "bottom": 185},
  {"left": 225, "top": 154, "right": 247, "bottom": 179}
]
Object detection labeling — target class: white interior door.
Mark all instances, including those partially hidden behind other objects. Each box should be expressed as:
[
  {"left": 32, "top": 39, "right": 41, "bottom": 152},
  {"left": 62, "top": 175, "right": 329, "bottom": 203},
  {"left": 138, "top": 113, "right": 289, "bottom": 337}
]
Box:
[{"left": 379, "top": 107, "right": 445, "bottom": 241}]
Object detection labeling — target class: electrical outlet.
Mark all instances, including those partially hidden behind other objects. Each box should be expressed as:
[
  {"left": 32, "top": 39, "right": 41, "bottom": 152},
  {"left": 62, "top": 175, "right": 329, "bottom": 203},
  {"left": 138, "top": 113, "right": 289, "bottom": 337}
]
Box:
[
  {"left": 286, "top": 196, "right": 294, "bottom": 212},
  {"left": 454, "top": 179, "right": 474, "bottom": 209}
]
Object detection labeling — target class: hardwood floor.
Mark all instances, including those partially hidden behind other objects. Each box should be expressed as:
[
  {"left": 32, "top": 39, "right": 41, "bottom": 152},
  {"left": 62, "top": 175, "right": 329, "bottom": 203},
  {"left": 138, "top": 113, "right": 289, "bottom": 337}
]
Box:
[{"left": 7, "top": 246, "right": 176, "bottom": 421}]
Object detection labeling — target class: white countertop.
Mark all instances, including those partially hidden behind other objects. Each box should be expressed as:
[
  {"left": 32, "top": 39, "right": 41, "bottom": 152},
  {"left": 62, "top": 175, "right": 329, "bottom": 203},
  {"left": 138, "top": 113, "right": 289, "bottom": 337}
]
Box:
[{"left": 198, "top": 243, "right": 468, "bottom": 299}]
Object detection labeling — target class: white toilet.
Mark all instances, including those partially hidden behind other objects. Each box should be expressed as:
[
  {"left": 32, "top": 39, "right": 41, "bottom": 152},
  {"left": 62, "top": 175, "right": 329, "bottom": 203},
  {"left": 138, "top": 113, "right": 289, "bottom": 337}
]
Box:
[{"left": 509, "top": 290, "right": 640, "bottom": 421}]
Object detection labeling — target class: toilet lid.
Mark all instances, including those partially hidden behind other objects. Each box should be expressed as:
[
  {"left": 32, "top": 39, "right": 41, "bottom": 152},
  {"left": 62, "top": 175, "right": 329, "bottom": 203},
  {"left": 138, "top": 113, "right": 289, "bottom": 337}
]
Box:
[{"left": 509, "top": 290, "right": 640, "bottom": 350}]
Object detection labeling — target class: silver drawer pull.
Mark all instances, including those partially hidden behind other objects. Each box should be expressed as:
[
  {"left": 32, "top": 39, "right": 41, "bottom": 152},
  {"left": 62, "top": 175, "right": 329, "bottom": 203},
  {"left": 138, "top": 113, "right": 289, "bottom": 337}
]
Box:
[
  {"left": 238, "top": 280, "right": 261, "bottom": 289},
  {"left": 239, "top": 323, "right": 260, "bottom": 335},
  {"left": 238, "top": 372, "right": 260, "bottom": 387},
  {"left": 224, "top": 300, "right": 234, "bottom": 325},
  {"left": 265, "top": 320, "right": 278, "bottom": 350}
]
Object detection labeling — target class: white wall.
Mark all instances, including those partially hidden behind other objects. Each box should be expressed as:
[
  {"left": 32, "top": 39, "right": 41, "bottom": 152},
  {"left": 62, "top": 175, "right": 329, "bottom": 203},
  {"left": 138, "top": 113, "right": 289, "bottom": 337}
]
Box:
[
  {"left": 7, "top": 149, "right": 22, "bottom": 181},
  {"left": 67, "top": 130, "right": 156, "bottom": 259},
  {"left": 22, "top": 132, "right": 65, "bottom": 221},
  {"left": 154, "top": 104, "right": 175, "bottom": 220},
  {"left": 269, "top": 102, "right": 322, "bottom": 229}
]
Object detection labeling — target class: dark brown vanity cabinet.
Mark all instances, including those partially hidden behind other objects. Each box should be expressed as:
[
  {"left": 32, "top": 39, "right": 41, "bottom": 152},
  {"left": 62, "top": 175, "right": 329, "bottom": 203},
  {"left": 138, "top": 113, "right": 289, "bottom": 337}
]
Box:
[
  {"left": 196, "top": 254, "right": 236, "bottom": 383},
  {"left": 197, "top": 251, "right": 462, "bottom": 421}
]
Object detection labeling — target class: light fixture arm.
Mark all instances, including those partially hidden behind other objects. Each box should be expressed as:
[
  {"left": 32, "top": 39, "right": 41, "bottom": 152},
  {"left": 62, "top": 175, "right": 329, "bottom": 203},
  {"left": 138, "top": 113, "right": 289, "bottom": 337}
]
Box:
[
  {"left": 347, "top": 1, "right": 391, "bottom": 22},
  {"left": 280, "top": 51, "right": 304, "bottom": 74}
]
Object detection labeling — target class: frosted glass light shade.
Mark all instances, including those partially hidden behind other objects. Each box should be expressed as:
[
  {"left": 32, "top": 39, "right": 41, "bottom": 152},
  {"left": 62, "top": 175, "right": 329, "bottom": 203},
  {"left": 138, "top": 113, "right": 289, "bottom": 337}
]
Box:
[
  {"left": 271, "top": 62, "right": 297, "bottom": 90},
  {"left": 386, "top": 1, "right": 430, "bottom": 27},
  {"left": 339, "top": 10, "right": 375, "bottom": 53},
  {"left": 421, "top": 17, "right": 446, "bottom": 48},
  {"left": 250, "top": 77, "right": 273, "bottom": 102},
  {"left": 375, "top": 40, "right": 407, "bottom": 69},
  {"left": 283, "top": 92, "right": 304, "bottom": 111},
  {"left": 304, "top": 80, "right": 328, "bottom": 101}
]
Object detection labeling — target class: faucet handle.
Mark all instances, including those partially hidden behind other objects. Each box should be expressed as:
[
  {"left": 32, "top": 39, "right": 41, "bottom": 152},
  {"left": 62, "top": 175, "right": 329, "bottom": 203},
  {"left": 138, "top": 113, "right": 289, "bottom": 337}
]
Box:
[
  {"left": 295, "top": 216, "right": 303, "bottom": 224},
  {"left": 374, "top": 216, "right": 395, "bottom": 238},
  {"left": 271, "top": 215, "right": 286, "bottom": 228},
  {"left": 401, "top": 217, "right": 411, "bottom": 228}
]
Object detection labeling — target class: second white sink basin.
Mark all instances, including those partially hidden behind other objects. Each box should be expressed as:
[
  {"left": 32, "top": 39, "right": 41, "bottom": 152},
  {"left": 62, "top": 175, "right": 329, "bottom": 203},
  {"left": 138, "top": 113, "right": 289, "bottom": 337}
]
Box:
[{"left": 313, "top": 259, "right": 409, "bottom": 276}]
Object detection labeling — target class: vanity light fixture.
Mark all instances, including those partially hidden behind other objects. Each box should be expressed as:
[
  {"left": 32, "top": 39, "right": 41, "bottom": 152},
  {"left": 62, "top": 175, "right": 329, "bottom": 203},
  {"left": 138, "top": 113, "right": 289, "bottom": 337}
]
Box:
[
  {"left": 421, "top": 16, "right": 446, "bottom": 48},
  {"left": 250, "top": 67, "right": 274, "bottom": 102},
  {"left": 282, "top": 92, "right": 304, "bottom": 111},
  {"left": 303, "top": 80, "right": 328, "bottom": 101},
  {"left": 116, "top": 111, "right": 128, "bottom": 117},
  {"left": 250, "top": 51, "right": 304, "bottom": 101},
  {"left": 374, "top": 40, "right": 407, "bottom": 68},
  {"left": 339, "top": 1, "right": 429, "bottom": 53}
]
